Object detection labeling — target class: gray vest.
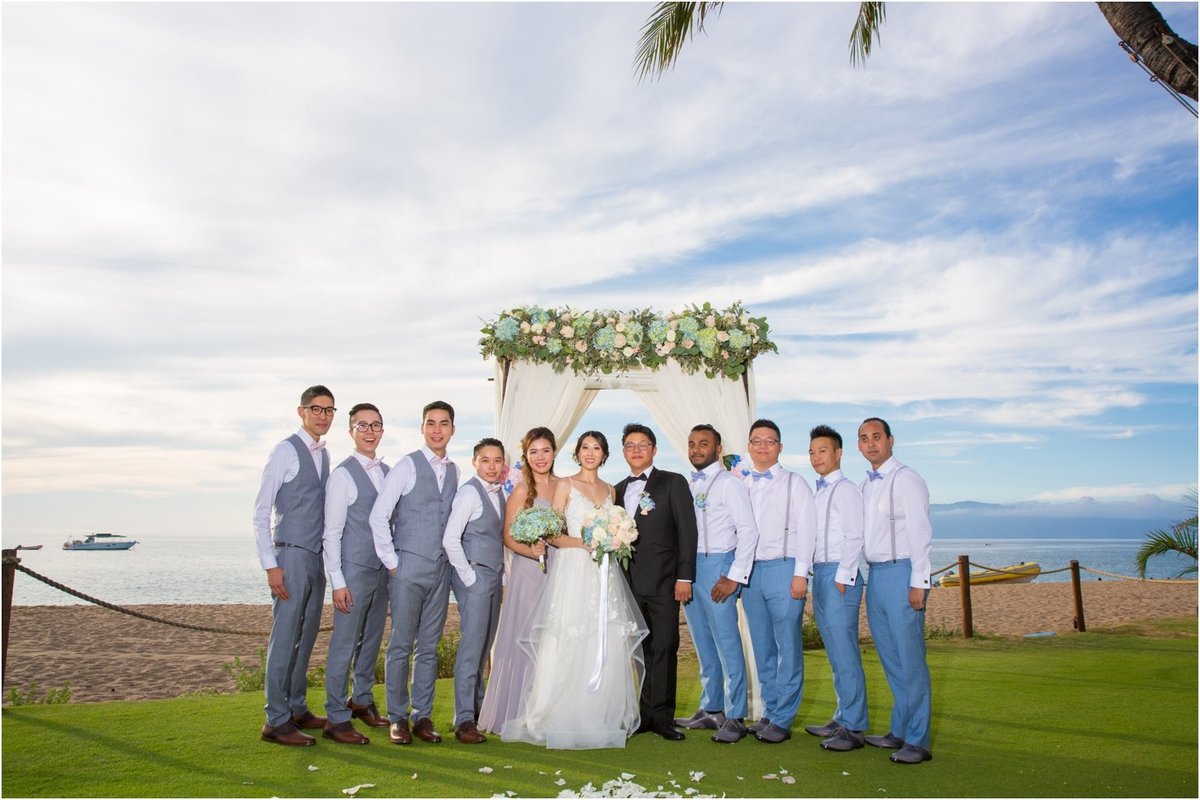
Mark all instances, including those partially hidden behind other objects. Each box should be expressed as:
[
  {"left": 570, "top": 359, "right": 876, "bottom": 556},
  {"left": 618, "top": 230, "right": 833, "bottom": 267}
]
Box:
[
  {"left": 272, "top": 434, "right": 329, "bottom": 553},
  {"left": 459, "top": 477, "right": 505, "bottom": 571},
  {"left": 393, "top": 449, "right": 457, "bottom": 561},
  {"left": 340, "top": 456, "right": 389, "bottom": 570}
]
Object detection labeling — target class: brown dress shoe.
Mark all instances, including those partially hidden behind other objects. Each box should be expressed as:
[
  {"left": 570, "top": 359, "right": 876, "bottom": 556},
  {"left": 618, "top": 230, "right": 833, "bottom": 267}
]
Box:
[
  {"left": 262, "top": 721, "right": 316, "bottom": 747},
  {"left": 348, "top": 701, "right": 391, "bottom": 728},
  {"left": 323, "top": 721, "right": 370, "bottom": 745},
  {"left": 291, "top": 711, "right": 327, "bottom": 730},
  {"left": 454, "top": 720, "right": 487, "bottom": 744},
  {"left": 389, "top": 719, "right": 412, "bottom": 745},
  {"left": 412, "top": 717, "right": 442, "bottom": 743}
]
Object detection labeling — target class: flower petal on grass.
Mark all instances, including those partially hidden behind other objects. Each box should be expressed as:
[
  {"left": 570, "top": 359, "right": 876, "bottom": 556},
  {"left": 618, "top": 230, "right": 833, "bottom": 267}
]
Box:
[
  {"left": 479, "top": 767, "right": 494, "bottom": 774},
  {"left": 782, "top": 776, "right": 796, "bottom": 785},
  {"left": 620, "top": 772, "right": 635, "bottom": 781},
  {"left": 308, "top": 765, "right": 319, "bottom": 771},
  {"left": 763, "top": 774, "right": 778, "bottom": 780},
  {"left": 341, "top": 784, "right": 375, "bottom": 796},
  {"left": 689, "top": 771, "right": 705, "bottom": 782},
  {"left": 555, "top": 778, "right": 566, "bottom": 786}
]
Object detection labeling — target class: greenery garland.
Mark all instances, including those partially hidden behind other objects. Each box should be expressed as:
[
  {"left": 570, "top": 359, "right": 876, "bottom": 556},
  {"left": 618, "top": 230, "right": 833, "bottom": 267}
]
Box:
[{"left": 480, "top": 301, "right": 777, "bottom": 379}]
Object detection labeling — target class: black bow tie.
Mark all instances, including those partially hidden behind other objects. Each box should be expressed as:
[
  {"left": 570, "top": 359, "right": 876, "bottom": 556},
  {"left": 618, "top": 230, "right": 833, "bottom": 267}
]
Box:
[{"left": 629, "top": 474, "right": 648, "bottom": 482}]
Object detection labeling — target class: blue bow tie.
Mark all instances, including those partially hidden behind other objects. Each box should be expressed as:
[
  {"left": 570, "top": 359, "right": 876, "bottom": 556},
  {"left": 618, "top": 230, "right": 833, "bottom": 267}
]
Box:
[
  {"left": 751, "top": 470, "right": 773, "bottom": 481},
  {"left": 815, "top": 477, "right": 828, "bottom": 490},
  {"left": 867, "top": 470, "right": 883, "bottom": 481},
  {"left": 691, "top": 470, "right": 707, "bottom": 482}
]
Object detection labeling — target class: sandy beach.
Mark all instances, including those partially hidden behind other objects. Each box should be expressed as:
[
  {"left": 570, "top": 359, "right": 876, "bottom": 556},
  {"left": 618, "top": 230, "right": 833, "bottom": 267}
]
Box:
[{"left": 3, "top": 580, "right": 1194, "bottom": 704}]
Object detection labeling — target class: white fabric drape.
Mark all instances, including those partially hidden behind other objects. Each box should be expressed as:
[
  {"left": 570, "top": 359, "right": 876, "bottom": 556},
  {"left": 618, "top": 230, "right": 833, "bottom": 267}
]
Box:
[
  {"left": 632, "top": 360, "right": 755, "bottom": 466},
  {"left": 493, "top": 360, "right": 596, "bottom": 462}
]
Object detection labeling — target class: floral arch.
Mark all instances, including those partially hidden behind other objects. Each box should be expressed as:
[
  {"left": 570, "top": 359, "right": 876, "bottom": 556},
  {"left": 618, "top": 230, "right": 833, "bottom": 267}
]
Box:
[{"left": 479, "top": 302, "right": 777, "bottom": 464}]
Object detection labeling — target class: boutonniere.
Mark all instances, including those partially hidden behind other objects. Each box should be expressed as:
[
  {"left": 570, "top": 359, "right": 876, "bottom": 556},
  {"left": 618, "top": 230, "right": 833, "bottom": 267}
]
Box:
[
  {"left": 694, "top": 493, "right": 708, "bottom": 510},
  {"left": 637, "top": 491, "right": 655, "bottom": 516}
]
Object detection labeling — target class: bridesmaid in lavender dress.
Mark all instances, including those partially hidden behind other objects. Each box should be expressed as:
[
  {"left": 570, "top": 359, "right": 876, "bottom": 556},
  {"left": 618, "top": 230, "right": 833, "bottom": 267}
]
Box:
[{"left": 478, "top": 427, "right": 561, "bottom": 734}]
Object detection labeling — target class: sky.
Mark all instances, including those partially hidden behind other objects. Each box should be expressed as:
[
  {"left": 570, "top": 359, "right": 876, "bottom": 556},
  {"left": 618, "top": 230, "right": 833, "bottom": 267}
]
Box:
[{"left": 3, "top": 2, "right": 1197, "bottom": 541}]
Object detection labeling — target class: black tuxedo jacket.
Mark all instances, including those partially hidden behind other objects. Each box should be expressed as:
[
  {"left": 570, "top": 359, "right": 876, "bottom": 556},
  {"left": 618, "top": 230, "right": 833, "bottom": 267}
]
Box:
[{"left": 615, "top": 467, "right": 699, "bottom": 596}]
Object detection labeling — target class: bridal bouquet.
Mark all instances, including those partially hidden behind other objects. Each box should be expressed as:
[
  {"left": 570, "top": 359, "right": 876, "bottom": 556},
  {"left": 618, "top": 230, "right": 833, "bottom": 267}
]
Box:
[
  {"left": 580, "top": 505, "right": 639, "bottom": 569},
  {"left": 509, "top": 506, "right": 564, "bottom": 573}
]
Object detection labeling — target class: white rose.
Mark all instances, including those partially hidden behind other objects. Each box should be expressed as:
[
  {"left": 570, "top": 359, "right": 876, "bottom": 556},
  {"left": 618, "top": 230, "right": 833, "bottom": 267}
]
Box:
[
  {"left": 666, "top": 329, "right": 677, "bottom": 342},
  {"left": 575, "top": 340, "right": 587, "bottom": 352},
  {"left": 520, "top": 321, "right": 531, "bottom": 333},
  {"left": 705, "top": 315, "right": 716, "bottom": 328},
  {"left": 716, "top": 330, "right": 730, "bottom": 342},
  {"left": 531, "top": 322, "right": 544, "bottom": 334},
  {"left": 623, "top": 346, "right": 635, "bottom": 357},
  {"left": 615, "top": 322, "right": 626, "bottom": 333},
  {"left": 561, "top": 325, "right": 574, "bottom": 338},
  {"left": 614, "top": 334, "right": 627, "bottom": 347}
]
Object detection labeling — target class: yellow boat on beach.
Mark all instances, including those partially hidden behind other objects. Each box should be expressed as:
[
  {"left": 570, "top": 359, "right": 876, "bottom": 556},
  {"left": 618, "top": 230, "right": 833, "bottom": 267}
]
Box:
[{"left": 938, "top": 561, "right": 1041, "bottom": 587}]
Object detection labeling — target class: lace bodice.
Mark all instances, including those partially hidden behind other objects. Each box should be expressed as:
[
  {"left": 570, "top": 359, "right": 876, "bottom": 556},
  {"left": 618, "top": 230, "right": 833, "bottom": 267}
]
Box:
[{"left": 565, "top": 484, "right": 612, "bottom": 539}]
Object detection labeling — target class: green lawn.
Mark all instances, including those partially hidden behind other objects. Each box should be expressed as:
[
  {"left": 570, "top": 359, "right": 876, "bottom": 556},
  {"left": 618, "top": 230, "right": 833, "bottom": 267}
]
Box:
[{"left": 3, "top": 620, "right": 1196, "bottom": 798}]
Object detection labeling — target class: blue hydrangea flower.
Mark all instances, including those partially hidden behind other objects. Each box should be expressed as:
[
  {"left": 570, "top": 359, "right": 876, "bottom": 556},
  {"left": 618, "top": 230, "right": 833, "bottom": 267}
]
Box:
[
  {"left": 592, "top": 326, "right": 617, "bottom": 351},
  {"left": 546, "top": 337, "right": 563, "bottom": 354},
  {"left": 678, "top": 316, "right": 701, "bottom": 336},
  {"left": 648, "top": 319, "right": 671, "bottom": 344},
  {"left": 623, "top": 320, "right": 644, "bottom": 344},
  {"left": 728, "top": 329, "right": 751, "bottom": 350},
  {"left": 495, "top": 316, "right": 520, "bottom": 342},
  {"left": 528, "top": 306, "right": 550, "bottom": 326}
]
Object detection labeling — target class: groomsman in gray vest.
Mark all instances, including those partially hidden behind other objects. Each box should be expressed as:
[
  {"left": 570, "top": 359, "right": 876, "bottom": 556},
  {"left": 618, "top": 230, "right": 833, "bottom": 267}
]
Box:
[
  {"left": 441, "top": 438, "right": 508, "bottom": 744},
  {"left": 371, "top": 401, "right": 459, "bottom": 746},
  {"left": 321, "top": 403, "right": 392, "bottom": 745},
  {"left": 253, "top": 385, "right": 335, "bottom": 746}
]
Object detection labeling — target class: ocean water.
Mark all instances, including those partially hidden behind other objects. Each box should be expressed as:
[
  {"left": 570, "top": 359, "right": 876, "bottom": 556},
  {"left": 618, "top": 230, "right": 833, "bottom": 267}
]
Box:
[{"left": 5, "top": 532, "right": 1194, "bottom": 607}]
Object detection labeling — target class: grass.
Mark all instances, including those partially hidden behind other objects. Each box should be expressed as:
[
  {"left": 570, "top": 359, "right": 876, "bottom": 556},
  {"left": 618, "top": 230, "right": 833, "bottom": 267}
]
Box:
[{"left": 3, "top": 618, "right": 1196, "bottom": 798}]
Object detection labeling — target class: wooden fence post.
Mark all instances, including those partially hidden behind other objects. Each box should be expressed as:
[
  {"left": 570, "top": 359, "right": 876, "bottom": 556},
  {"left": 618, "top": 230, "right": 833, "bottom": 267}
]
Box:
[
  {"left": 958, "top": 554, "right": 973, "bottom": 638},
  {"left": 1070, "top": 560, "right": 1086, "bottom": 632},
  {"left": 2, "top": 548, "right": 17, "bottom": 680}
]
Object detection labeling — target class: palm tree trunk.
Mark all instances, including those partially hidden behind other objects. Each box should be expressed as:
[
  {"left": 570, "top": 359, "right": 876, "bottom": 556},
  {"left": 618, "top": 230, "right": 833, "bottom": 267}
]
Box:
[{"left": 1097, "top": 2, "right": 1197, "bottom": 100}]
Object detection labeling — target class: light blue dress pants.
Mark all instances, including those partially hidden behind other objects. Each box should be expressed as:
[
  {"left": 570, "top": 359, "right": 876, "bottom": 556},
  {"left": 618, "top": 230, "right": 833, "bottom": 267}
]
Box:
[
  {"left": 811, "top": 562, "right": 869, "bottom": 731},
  {"left": 324, "top": 561, "right": 389, "bottom": 723},
  {"left": 866, "top": 558, "right": 931, "bottom": 749},
  {"left": 741, "top": 557, "right": 805, "bottom": 729},
  {"left": 683, "top": 551, "right": 748, "bottom": 718},
  {"left": 264, "top": 545, "right": 325, "bottom": 727}
]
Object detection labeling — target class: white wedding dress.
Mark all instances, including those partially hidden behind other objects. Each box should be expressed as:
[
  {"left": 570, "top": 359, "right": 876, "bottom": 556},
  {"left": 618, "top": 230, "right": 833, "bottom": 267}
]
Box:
[{"left": 501, "top": 486, "right": 648, "bottom": 749}]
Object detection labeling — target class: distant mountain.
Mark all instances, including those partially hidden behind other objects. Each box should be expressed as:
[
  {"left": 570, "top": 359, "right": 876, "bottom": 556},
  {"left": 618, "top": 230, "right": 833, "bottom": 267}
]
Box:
[{"left": 930, "top": 496, "right": 1182, "bottom": 539}]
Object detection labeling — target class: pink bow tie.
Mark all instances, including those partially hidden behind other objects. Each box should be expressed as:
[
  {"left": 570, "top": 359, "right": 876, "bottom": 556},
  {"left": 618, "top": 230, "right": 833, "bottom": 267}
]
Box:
[
  {"left": 309, "top": 440, "right": 326, "bottom": 452},
  {"left": 365, "top": 458, "right": 383, "bottom": 471},
  {"left": 486, "top": 482, "right": 502, "bottom": 494},
  {"left": 430, "top": 455, "right": 450, "bottom": 467}
]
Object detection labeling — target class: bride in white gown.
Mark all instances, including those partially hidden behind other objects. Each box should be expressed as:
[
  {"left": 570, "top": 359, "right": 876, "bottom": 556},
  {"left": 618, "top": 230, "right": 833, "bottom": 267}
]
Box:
[{"left": 501, "top": 431, "right": 649, "bottom": 749}]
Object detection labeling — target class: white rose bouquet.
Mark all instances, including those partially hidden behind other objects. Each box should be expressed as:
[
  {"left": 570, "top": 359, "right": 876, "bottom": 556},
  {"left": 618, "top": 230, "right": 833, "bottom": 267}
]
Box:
[{"left": 580, "top": 505, "right": 639, "bottom": 569}]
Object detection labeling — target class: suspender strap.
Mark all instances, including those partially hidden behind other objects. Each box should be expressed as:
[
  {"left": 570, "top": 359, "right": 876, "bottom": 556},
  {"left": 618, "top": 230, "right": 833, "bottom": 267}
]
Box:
[
  {"left": 782, "top": 472, "right": 793, "bottom": 560},
  {"left": 699, "top": 471, "right": 722, "bottom": 554},
  {"left": 822, "top": 477, "right": 846, "bottom": 563},
  {"left": 888, "top": 466, "right": 908, "bottom": 562}
]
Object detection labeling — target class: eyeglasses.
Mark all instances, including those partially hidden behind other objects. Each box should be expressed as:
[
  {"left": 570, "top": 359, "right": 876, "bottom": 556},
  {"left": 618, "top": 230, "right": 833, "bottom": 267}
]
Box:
[
  {"left": 749, "top": 438, "right": 780, "bottom": 447},
  {"left": 623, "top": 443, "right": 653, "bottom": 452},
  {"left": 353, "top": 421, "right": 384, "bottom": 433},
  {"left": 302, "top": 405, "right": 337, "bottom": 417}
]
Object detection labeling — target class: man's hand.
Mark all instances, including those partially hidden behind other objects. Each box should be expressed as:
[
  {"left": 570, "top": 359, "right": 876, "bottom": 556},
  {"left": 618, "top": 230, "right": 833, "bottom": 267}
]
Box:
[
  {"left": 332, "top": 587, "right": 353, "bottom": 614},
  {"left": 790, "top": 575, "right": 808, "bottom": 600},
  {"left": 711, "top": 576, "right": 738, "bottom": 603},
  {"left": 266, "top": 567, "right": 289, "bottom": 601},
  {"left": 674, "top": 580, "right": 693, "bottom": 604},
  {"left": 388, "top": 567, "right": 397, "bottom": 577},
  {"left": 835, "top": 580, "right": 848, "bottom": 595},
  {"left": 908, "top": 587, "right": 926, "bottom": 611}
]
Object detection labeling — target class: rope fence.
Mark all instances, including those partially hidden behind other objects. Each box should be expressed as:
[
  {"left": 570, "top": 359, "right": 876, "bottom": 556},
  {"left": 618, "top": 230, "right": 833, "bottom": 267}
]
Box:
[{"left": 3, "top": 547, "right": 1198, "bottom": 679}]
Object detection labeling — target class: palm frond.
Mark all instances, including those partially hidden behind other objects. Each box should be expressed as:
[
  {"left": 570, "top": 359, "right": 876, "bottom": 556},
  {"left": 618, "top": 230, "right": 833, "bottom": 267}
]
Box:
[
  {"left": 635, "top": 2, "right": 724, "bottom": 83},
  {"left": 849, "top": 1, "right": 887, "bottom": 67},
  {"left": 1135, "top": 489, "right": 1198, "bottom": 578}
]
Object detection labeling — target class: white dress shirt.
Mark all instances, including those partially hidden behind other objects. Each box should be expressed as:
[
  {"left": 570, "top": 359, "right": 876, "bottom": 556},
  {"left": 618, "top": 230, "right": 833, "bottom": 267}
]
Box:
[
  {"left": 252, "top": 428, "right": 327, "bottom": 570},
  {"left": 689, "top": 462, "right": 759, "bottom": 584},
  {"left": 322, "top": 451, "right": 386, "bottom": 591},
  {"left": 860, "top": 456, "right": 932, "bottom": 589},
  {"left": 370, "top": 446, "right": 455, "bottom": 571},
  {"left": 442, "top": 477, "right": 503, "bottom": 588},
  {"left": 744, "top": 463, "right": 818, "bottom": 579},
  {"left": 622, "top": 466, "right": 655, "bottom": 517},
  {"left": 813, "top": 468, "right": 864, "bottom": 586}
]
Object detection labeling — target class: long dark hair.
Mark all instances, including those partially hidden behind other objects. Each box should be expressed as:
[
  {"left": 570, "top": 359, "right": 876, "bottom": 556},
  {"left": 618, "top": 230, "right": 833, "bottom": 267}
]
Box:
[{"left": 520, "top": 427, "right": 558, "bottom": 510}]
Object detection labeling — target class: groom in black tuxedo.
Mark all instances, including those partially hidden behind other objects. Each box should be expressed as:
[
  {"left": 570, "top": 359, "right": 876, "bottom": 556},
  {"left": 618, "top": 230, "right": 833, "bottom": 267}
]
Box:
[{"left": 615, "top": 423, "right": 699, "bottom": 741}]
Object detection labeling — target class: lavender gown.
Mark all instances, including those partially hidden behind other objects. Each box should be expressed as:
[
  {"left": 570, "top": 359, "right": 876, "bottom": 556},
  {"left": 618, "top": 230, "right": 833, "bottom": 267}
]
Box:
[{"left": 478, "top": 497, "right": 554, "bottom": 734}]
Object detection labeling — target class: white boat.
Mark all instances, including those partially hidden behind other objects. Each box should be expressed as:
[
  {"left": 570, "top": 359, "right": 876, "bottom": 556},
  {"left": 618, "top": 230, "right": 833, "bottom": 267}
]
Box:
[{"left": 62, "top": 533, "right": 138, "bottom": 551}]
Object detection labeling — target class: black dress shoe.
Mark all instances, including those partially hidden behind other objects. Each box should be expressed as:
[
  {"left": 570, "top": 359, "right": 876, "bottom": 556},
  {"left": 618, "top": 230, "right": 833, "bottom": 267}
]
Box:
[
  {"left": 651, "top": 723, "right": 685, "bottom": 741},
  {"left": 634, "top": 721, "right": 653, "bottom": 734}
]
